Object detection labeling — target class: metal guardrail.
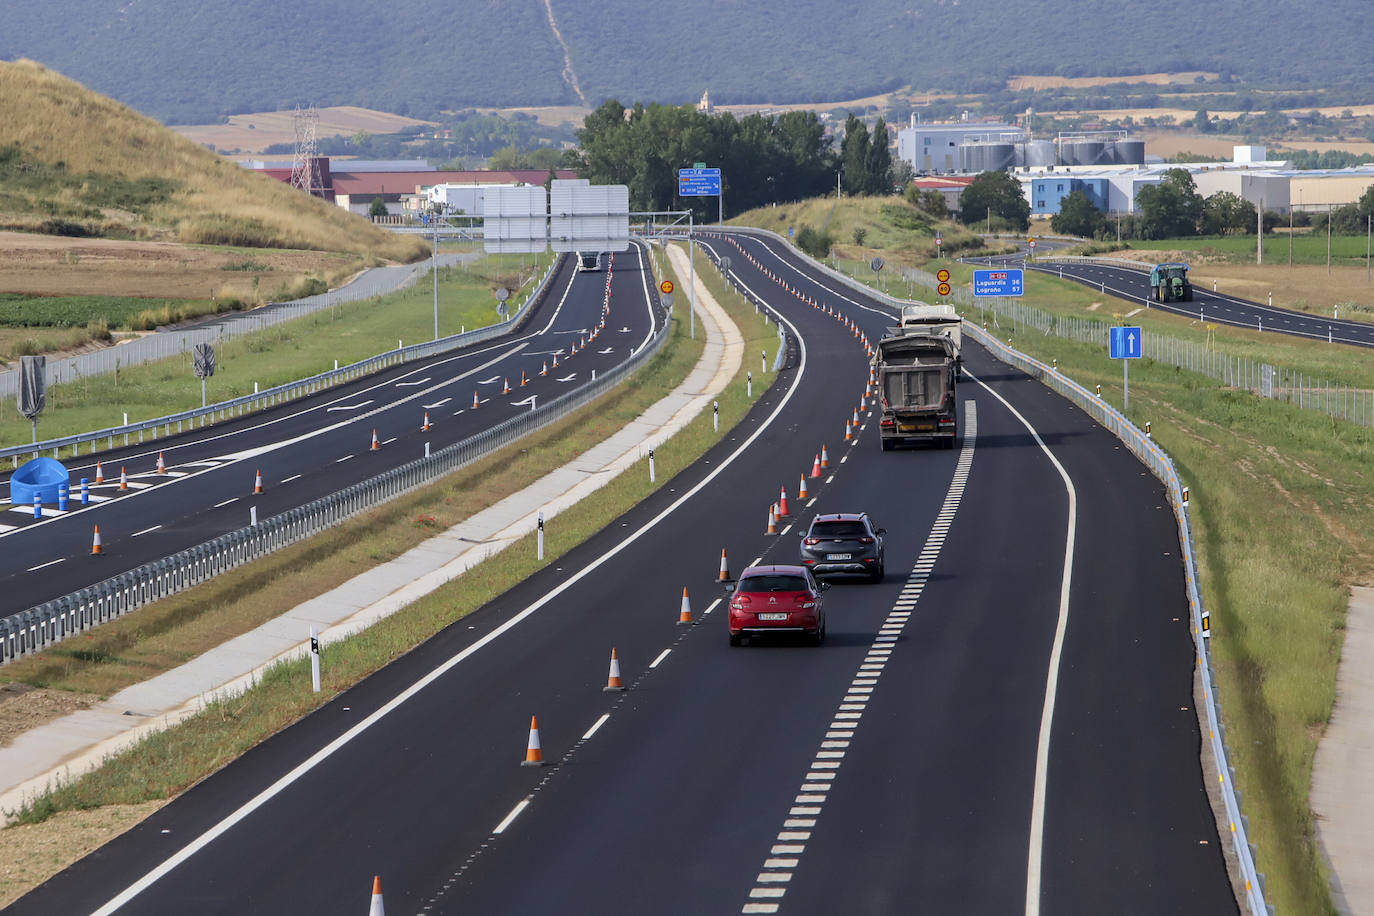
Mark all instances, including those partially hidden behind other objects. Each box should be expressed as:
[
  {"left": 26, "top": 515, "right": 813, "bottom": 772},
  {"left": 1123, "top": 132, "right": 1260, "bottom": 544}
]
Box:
[
  {"left": 1, "top": 257, "right": 562, "bottom": 468},
  {"left": 964, "top": 322, "right": 1270, "bottom": 916},
  {"left": 721, "top": 225, "right": 1269, "bottom": 915},
  {"left": 1037, "top": 254, "right": 1153, "bottom": 273},
  {"left": 0, "top": 305, "right": 671, "bottom": 667}
]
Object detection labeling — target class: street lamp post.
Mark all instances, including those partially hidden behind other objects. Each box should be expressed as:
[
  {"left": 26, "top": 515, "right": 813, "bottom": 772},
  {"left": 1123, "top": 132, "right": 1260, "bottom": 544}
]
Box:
[{"left": 431, "top": 205, "right": 441, "bottom": 340}]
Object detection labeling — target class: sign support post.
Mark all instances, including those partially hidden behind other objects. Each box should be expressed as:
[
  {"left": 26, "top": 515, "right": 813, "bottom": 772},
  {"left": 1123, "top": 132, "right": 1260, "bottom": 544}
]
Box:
[{"left": 1109, "top": 326, "right": 1143, "bottom": 411}]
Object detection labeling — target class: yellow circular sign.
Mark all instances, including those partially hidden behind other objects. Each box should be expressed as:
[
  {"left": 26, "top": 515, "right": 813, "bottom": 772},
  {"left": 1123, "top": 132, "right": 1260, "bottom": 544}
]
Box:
[
  {"left": 659, "top": 280, "right": 675, "bottom": 295},
  {"left": 936, "top": 269, "right": 951, "bottom": 283},
  {"left": 937, "top": 282, "right": 952, "bottom": 296}
]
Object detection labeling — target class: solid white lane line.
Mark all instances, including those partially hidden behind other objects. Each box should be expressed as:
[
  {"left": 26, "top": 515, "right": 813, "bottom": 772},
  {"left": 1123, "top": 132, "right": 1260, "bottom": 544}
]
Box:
[
  {"left": 648, "top": 649, "right": 671, "bottom": 669},
  {"left": 492, "top": 798, "right": 532, "bottom": 835},
  {"left": 582, "top": 713, "right": 611, "bottom": 741},
  {"left": 965, "top": 373, "right": 1077, "bottom": 916},
  {"left": 27, "top": 558, "right": 64, "bottom": 572},
  {"left": 131, "top": 526, "right": 162, "bottom": 537}
]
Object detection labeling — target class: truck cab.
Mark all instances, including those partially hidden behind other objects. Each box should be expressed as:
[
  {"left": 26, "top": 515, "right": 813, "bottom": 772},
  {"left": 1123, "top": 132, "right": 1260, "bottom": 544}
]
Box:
[{"left": 576, "top": 251, "right": 602, "bottom": 272}]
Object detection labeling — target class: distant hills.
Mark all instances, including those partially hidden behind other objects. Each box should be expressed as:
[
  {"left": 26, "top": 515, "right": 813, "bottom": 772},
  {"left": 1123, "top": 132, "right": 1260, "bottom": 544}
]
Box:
[{"left": 2, "top": 0, "right": 1370, "bottom": 124}]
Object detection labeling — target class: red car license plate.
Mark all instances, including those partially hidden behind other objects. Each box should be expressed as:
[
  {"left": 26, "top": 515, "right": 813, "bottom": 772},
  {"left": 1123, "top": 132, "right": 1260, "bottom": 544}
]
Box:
[{"left": 757, "top": 613, "right": 789, "bottom": 621}]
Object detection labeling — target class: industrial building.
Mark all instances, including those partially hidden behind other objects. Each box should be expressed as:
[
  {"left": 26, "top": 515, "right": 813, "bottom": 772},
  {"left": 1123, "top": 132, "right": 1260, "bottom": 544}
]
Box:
[{"left": 896, "top": 119, "right": 1025, "bottom": 174}]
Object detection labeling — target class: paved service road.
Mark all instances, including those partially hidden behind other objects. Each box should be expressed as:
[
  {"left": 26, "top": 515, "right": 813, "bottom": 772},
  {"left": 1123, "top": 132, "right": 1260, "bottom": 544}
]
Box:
[
  {"left": 9, "top": 234, "right": 1234, "bottom": 915},
  {"left": 0, "top": 247, "right": 662, "bottom": 616}
]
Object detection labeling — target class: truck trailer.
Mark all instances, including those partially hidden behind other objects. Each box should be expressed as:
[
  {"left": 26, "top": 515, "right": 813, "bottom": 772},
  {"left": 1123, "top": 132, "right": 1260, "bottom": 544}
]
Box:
[{"left": 873, "top": 329, "right": 958, "bottom": 450}]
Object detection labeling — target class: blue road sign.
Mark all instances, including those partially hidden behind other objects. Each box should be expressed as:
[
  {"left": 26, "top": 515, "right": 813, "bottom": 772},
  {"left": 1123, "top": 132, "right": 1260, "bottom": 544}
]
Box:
[
  {"left": 972, "top": 268, "right": 1023, "bottom": 297},
  {"left": 1110, "top": 326, "right": 1143, "bottom": 359},
  {"left": 678, "top": 167, "right": 722, "bottom": 197}
]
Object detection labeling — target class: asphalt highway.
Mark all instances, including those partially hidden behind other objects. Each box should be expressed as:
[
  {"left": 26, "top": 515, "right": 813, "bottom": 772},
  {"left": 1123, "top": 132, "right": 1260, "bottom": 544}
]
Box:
[
  {"left": 9, "top": 233, "right": 1234, "bottom": 915},
  {"left": 0, "top": 247, "right": 663, "bottom": 617},
  {"left": 970, "top": 249, "right": 1374, "bottom": 347}
]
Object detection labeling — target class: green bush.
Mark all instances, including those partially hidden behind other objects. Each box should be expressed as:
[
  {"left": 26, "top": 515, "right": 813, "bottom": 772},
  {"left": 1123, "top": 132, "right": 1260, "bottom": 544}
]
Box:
[{"left": 795, "top": 224, "right": 834, "bottom": 259}]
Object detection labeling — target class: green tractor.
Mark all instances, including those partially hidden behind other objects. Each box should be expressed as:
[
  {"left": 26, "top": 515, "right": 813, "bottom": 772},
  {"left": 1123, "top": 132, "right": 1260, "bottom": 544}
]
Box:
[{"left": 1150, "top": 262, "right": 1192, "bottom": 302}]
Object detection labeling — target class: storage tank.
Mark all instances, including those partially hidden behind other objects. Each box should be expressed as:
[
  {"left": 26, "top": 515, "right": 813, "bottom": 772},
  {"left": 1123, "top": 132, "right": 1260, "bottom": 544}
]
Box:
[
  {"left": 1114, "top": 139, "right": 1146, "bottom": 165},
  {"left": 1025, "top": 140, "right": 1056, "bottom": 168},
  {"left": 959, "top": 142, "right": 1016, "bottom": 173},
  {"left": 1061, "top": 140, "right": 1106, "bottom": 166}
]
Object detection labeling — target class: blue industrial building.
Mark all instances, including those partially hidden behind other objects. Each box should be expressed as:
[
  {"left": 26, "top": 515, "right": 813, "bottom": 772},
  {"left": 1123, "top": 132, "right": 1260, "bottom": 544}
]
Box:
[{"left": 1029, "top": 177, "right": 1110, "bottom": 215}]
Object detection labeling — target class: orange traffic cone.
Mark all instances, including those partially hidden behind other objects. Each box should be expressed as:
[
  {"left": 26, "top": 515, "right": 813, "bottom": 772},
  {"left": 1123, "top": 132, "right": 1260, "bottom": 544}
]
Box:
[
  {"left": 156, "top": 452, "right": 167, "bottom": 474},
  {"left": 679, "top": 587, "right": 693, "bottom": 625},
  {"left": 717, "top": 548, "right": 730, "bottom": 582},
  {"left": 766, "top": 504, "right": 778, "bottom": 535},
  {"left": 473, "top": 391, "right": 481, "bottom": 409},
  {"left": 520, "top": 370, "right": 528, "bottom": 387},
  {"left": 91, "top": 524, "right": 103, "bottom": 555},
  {"left": 94, "top": 460, "right": 104, "bottom": 484},
  {"left": 777, "top": 486, "right": 790, "bottom": 518},
  {"left": 540, "top": 361, "right": 548, "bottom": 377},
  {"left": 844, "top": 419, "right": 853, "bottom": 442},
  {"left": 119, "top": 466, "right": 129, "bottom": 491},
  {"left": 369, "top": 875, "right": 385, "bottom": 916},
  {"left": 603, "top": 648, "right": 626, "bottom": 692},
  {"left": 370, "top": 429, "right": 381, "bottom": 451},
  {"left": 253, "top": 469, "right": 264, "bottom": 494},
  {"left": 820, "top": 445, "right": 830, "bottom": 469},
  {"left": 798, "top": 474, "right": 809, "bottom": 499},
  {"left": 422, "top": 412, "right": 431, "bottom": 432},
  {"left": 552, "top": 353, "right": 560, "bottom": 368},
  {"left": 811, "top": 454, "right": 822, "bottom": 478},
  {"left": 502, "top": 378, "right": 511, "bottom": 395},
  {"left": 521, "top": 715, "right": 545, "bottom": 767}
]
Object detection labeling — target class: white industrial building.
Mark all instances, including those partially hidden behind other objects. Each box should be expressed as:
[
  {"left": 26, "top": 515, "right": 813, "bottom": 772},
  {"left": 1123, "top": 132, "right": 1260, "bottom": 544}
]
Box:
[{"left": 897, "top": 119, "right": 1025, "bottom": 174}]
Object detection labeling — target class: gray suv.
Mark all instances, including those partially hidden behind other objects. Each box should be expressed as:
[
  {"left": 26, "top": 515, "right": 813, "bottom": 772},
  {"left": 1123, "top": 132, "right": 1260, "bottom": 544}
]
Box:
[{"left": 799, "top": 513, "right": 886, "bottom": 582}]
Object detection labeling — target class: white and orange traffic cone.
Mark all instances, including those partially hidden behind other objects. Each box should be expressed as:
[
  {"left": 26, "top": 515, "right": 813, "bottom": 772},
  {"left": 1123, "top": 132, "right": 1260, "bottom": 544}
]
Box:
[
  {"left": 717, "top": 548, "right": 730, "bottom": 582},
  {"left": 798, "top": 474, "right": 809, "bottom": 499},
  {"left": 156, "top": 452, "right": 167, "bottom": 474},
  {"left": 852, "top": 406, "right": 860, "bottom": 425},
  {"left": 521, "top": 715, "right": 545, "bottom": 767},
  {"left": 369, "top": 875, "right": 385, "bottom": 916},
  {"left": 777, "top": 486, "right": 790, "bottom": 518},
  {"left": 119, "top": 466, "right": 129, "bottom": 491},
  {"left": 679, "top": 587, "right": 693, "bottom": 625},
  {"left": 253, "top": 469, "right": 264, "bottom": 494},
  {"left": 422, "top": 412, "right": 431, "bottom": 432},
  {"left": 370, "top": 429, "right": 381, "bottom": 451},
  {"left": 520, "top": 370, "right": 528, "bottom": 387},
  {"left": 502, "top": 378, "right": 511, "bottom": 395},
  {"left": 473, "top": 391, "right": 481, "bottom": 409},
  {"left": 94, "top": 460, "right": 104, "bottom": 484},
  {"left": 552, "top": 353, "right": 560, "bottom": 368},
  {"left": 766, "top": 504, "right": 778, "bottom": 535},
  {"left": 820, "top": 445, "right": 830, "bottom": 469},
  {"left": 604, "top": 648, "right": 626, "bottom": 692},
  {"left": 91, "top": 524, "right": 103, "bottom": 555},
  {"left": 540, "top": 361, "right": 548, "bottom": 377},
  {"left": 811, "top": 454, "right": 822, "bottom": 478},
  {"left": 844, "top": 419, "right": 853, "bottom": 442}
]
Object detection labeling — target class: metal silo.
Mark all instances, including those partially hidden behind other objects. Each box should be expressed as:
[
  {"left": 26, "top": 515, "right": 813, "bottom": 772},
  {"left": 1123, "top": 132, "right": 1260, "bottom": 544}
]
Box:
[
  {"left": 1025, "top": 140, "right": 1056, "bottom": 168},
  {"left": 1115, "top": 139, "right": 1146, "bottom": 165},
  {"left": 1062, "top": 140, "right": 1106, "bottom": 166}
]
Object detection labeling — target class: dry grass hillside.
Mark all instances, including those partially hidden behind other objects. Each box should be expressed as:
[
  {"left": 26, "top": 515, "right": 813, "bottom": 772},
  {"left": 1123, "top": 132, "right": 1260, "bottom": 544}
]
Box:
[{"left": 0, "top": 60, "right": 425, "bottom": 264}]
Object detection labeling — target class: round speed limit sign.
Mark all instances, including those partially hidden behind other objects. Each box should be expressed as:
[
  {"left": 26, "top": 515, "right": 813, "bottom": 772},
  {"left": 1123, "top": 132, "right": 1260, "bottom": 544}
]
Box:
[
  {"left": 937, "top": 282, "right": 952, "bottom": 296},
  {"left": 936, "top": 269, "right": 951, "bottom": 283},
  {"left": 659, "top": 280, "right": 675, "bottom": 295}
]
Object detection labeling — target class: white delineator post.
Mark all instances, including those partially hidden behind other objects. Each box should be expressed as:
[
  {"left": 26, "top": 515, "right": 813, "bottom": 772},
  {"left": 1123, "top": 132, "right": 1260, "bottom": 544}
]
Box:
[
  {"left": 537, "top": 511, "right": 545, "bottom": 561},
  {"left": 310, "top": 627, "right": 321, "bottom": 693}
]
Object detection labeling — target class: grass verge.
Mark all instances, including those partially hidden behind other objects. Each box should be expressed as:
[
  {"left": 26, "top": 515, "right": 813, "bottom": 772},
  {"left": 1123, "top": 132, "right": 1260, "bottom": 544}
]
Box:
[{"left": 0, "top": 242, "right": 779, "bottom": 906}]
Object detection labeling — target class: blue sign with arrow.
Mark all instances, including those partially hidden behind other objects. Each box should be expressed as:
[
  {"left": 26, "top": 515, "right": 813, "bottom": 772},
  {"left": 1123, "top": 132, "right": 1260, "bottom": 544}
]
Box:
[
  {"left": 678, "top": 167, "right": 722, "bottom": 197},
  {"left": 1109, "top": 326, "right": 1142, "bottom": 359}
]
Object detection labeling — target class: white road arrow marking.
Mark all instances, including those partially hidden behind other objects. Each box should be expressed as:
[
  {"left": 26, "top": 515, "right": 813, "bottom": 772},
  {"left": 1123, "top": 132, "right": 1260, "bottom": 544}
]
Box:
[
  {"left": 510, "top": 395, "right": 537, "bottom": 406},
  {"left": 557, "top": 374, "right": 577, "bottom": 382},
  {"left": 423, "top": 398, "right": 451, "bottom": 409},
  {"left": 619, "top": 326, "right": 632, "bottom": 333},
  {"left": 326, "top": 399, "right": 375, "bottom": 412},
  {"left": 396, "top": 377, "right": 431, "bottom": 387},
  {"left": 598, "top": 348, "right": 613, "bottom": 354},
  {"left": 478, "top": 376, "right": 501, "bottom": 385}
]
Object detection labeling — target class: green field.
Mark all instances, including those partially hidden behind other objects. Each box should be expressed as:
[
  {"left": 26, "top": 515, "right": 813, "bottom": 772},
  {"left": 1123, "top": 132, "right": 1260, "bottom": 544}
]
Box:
[{"left": 1128, "top": 233, "right": 1374, "bottom": 266}]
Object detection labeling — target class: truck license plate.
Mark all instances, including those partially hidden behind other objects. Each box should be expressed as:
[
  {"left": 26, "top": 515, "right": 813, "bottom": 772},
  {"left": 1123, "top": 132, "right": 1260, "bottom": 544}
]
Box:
[
  {"left": 827, "top": 553, "right": 851, "bottom": 560},
  {"left": 758, "top": 613, "right": 788, "bottom": 621}
]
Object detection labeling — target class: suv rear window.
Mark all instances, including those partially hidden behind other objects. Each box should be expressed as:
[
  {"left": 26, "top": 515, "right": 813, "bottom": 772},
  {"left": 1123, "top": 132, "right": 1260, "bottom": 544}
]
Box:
[
  {"left": 810, "top": 520, "right": 868, "bottom": 538},
  {"left": 739, "top": 575, "right": 810, "bottom": 592}
]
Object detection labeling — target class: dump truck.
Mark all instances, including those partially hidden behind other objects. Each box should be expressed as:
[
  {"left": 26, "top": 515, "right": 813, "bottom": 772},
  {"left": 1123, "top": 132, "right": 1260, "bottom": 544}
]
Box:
[
  {"left": 899, "top": 303, "right": 962, "bottom": 376},
  {"left": 576, "top": 251, "right": 603, "bottom": 271},
  {"left": 1149, "top": 262, "right": 1191, "bottom": 302},
  {"left": 873, "top": 329, "right": 958, "bottom": 451}
]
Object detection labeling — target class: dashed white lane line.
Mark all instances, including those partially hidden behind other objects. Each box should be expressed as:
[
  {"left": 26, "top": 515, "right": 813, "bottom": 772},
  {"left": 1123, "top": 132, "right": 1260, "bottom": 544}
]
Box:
[
  {"left": 382, "top": 437, "right": 398, "bottom": 445},
  {"left": 780, "top": 524, "right": 792, "bottom": 536},
  {"left": 492, "top": 797, "right": 532, "bottom": 835},
  {"left": 582, "top": 713, "right": 611, "bottom": 741},
  {"left": 739, "top": 402, "right": 977, "bottom": 913},
  {"left": 281, "top": 474, "right": 302, "bottom": 484},
  {"left": 27, "top": 558, "right": 64, "bottom": 572},
  {"left": 131, "top": 525, "right": 162, "bottom": 537},
  {"left": 805, "top": 497, "right": 816, "bottom": 507},
  {"left": 704, "top": 598, "right": 722, "bottom": 615},
  {"left": 213, "top": 497, "right": 238, "bottom": 508},
  {"left": 336, "top": 455, "right": 353, "bottom": 463},
  {"left": 648, "top": 648, "right": 671, "bottom": 669}
]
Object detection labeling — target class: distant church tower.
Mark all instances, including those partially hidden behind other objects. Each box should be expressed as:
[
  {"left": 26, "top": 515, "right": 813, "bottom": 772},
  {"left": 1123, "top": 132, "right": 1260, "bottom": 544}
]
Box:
[{"left": 697, "top": 89, "right": 713, "bottom": 113}]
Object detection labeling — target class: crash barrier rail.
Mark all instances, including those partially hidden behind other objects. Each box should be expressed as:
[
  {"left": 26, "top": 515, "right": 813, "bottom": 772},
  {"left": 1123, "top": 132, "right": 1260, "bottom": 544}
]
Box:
[
  {"left": 0, "top": 308, "right": 671, "bottom": 667},
  {"left": 965, "top": 321, "right": 1270, "bottom": 915},
  {"left": 0, "top": 254, "right": 497, "bottom": 402},
  {"left": 720, "top": 225, "right": 1269, "bottom": 915},
  {"left": 688, "top": 236, "right": 791, "bottom": 373},
  {"left": 1036, "top": 254, "right": 1152, "bottom": 273},
  {"left": 0, "top": 257, "right": 562, "bottom": 469}
]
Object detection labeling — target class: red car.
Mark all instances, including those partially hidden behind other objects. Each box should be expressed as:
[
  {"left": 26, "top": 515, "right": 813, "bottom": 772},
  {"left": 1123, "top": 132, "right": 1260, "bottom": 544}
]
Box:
[{"left": 725, "top": 564, "right": 829, "bottom": 646}]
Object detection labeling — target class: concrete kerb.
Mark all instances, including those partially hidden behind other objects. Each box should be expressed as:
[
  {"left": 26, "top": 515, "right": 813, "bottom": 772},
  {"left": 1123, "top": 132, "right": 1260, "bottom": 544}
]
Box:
[{"left": 0, "top": 242, "right": 742, "bottom": 819}]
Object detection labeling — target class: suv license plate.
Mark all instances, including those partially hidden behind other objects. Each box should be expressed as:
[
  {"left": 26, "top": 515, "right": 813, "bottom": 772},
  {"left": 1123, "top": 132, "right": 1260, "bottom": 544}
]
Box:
[
  {"left": 827, "top": 553, "right": 852, "bottom": 560},
  {"left": 757, "top": 613, "right": 788, "bottom": 621}
]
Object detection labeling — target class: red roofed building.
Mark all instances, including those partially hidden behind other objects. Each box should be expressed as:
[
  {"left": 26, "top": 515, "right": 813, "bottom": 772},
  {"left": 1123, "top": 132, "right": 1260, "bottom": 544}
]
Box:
[{"left": 907, "top": 175, "right": 977, "bottom": 213}]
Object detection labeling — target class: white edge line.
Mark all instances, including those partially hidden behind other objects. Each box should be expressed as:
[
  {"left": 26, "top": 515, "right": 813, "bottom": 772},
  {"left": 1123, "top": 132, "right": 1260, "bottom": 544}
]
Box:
[
  {"left": 89, "top": 244, "right": 813, "bottom": 916},
  {"left": 581, "top": 712, "right": 611, "bottom": 741},
  {"left": 492, "top": 797, "right": 532, "bottom": 835}
]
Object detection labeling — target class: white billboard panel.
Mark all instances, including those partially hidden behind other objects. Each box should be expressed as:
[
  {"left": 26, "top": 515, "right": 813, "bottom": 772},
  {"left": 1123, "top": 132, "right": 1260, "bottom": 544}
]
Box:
[
  {"left": 550, "top": 183, "right": 629, "bottom": 252},
  {"left": 483, "top": 186, "right": 547, "bottom": 253}
]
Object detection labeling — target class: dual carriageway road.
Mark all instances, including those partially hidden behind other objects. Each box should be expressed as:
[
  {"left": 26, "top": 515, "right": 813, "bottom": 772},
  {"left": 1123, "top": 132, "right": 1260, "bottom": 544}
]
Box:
[{"left": 10, "top": 233, "right": 1235, "bottom": 914}]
